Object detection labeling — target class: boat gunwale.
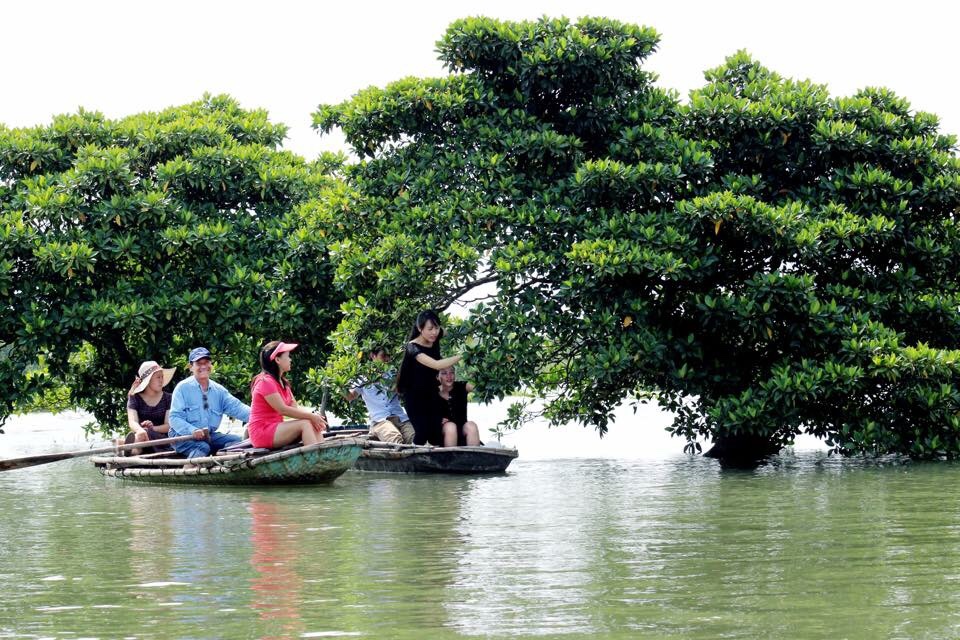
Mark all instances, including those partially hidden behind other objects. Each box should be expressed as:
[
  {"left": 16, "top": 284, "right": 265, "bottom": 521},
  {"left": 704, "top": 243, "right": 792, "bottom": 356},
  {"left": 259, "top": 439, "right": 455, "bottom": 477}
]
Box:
[{"left": 361, "top": 443, "right": 518, "bottom": 458}]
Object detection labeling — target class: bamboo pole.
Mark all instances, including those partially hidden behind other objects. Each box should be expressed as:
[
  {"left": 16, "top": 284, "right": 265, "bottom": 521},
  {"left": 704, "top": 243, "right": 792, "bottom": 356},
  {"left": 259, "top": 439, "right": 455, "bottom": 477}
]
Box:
[
  {"left": 91, "top": 452, "right": 247, "bottom": 467},
  {"left": 0, "top": 430, "right": 209, "bottom": 472}
]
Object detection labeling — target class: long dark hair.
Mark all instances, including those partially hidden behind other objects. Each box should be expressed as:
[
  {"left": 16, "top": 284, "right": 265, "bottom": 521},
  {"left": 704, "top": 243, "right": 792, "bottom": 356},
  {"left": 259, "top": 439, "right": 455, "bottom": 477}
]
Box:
[
  {"left": 407, "top": 309, "right": 444, "bottom": 341},
  {"left": 254, "top": 340, "right": 289, "bottom": 391},
  {"left": 397, "top": 310, "right": 443, "bottom": 394}
]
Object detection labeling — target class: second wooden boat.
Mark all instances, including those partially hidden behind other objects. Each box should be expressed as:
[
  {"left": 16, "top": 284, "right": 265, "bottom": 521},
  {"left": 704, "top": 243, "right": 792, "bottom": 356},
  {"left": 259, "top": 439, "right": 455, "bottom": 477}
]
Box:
[{"left": 355, "top": 441, "right": 518, "bottom": 474}]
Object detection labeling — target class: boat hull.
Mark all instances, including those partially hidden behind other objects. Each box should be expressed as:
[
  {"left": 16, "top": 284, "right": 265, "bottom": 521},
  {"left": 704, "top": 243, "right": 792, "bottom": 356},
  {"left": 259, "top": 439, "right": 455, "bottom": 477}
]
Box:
[
  {"left": 91, "top": 438, "right": 363, "bottom": 485},
  {"left": 355, "top": 444, "right": 518, "bottom": 474}
]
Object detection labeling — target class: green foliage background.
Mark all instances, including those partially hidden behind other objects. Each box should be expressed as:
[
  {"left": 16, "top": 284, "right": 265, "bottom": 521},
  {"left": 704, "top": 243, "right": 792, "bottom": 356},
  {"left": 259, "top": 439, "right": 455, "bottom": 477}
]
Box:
[{"left": 0, "top": 95, "right": 346, "bottom": 434}]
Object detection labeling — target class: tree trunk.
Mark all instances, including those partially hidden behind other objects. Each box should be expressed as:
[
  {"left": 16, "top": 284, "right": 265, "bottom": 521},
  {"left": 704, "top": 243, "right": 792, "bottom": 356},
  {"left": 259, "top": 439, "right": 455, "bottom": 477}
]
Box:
[{"left": 703, "top": 433, "right": 781, "bottom": 468}]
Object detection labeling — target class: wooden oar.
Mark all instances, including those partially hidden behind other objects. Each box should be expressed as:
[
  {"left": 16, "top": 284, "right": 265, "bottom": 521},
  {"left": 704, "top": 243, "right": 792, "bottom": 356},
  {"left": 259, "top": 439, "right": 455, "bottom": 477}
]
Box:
[
  {"left": 0, "top": 432, "right": 205, "bottom": 472},
  {"left": 324, "top": 429, "right": 367, "bottom": 438}
]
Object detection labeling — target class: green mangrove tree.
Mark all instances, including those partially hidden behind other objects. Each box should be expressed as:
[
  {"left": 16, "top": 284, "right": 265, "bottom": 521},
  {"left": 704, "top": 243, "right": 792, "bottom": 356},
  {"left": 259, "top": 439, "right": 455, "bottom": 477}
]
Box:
[
  {"left": 0, "top": 95, "right": 345, "bottom": 433},
  {"left": 316, "top": 16, "right": 960, "bottom": 462}
]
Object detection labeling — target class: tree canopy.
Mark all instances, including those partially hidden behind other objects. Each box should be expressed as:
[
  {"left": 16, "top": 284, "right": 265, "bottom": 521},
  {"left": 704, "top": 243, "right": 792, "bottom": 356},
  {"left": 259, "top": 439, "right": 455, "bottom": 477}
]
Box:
[
  {"left": 0, "top": 95, "right": 345, "bottom": 433},
  {"left": 316, "top": 16, "right": 960, "bottom": 461}
]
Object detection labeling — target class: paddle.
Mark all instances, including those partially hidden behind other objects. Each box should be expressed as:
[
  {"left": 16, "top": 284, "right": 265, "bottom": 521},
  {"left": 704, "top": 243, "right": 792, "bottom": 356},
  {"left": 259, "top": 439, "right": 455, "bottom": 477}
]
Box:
[{"left": 0, "top": 431, "right": 207, "bottom": 472}]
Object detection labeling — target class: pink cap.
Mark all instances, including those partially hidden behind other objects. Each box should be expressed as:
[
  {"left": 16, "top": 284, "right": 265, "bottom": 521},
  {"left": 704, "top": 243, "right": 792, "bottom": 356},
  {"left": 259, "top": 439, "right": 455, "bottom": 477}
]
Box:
[{"left": 269, "top": 342, "right": 299, "bottom": 361}]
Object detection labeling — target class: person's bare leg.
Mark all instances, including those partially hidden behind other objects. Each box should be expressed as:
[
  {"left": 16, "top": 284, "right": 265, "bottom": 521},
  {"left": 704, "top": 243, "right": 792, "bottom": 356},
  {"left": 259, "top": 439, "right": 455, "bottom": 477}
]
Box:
[
  {"left": 462, "top": 420, "right": 481, "bottom": 446},
  {"left": 442, "top": 420, "right": 458, "bottom": 447},
  {"left": 272, "top": 420, "right": 323, "bottom": 448}
]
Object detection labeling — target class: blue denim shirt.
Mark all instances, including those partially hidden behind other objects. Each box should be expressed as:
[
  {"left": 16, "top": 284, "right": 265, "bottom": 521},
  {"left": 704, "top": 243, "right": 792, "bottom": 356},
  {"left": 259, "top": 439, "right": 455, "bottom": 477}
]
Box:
[
  {"left": 353, "top": 371, "right": 408, "bottom": 424},
  {"left": 169, "top": 377, "right": 250, "bottom": 437}
]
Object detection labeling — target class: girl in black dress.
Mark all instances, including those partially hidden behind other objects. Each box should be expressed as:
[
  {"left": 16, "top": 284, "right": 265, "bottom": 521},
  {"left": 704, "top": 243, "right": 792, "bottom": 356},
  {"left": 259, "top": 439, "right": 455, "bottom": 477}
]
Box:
[
  {"left": 437, "top": 366, "right": 481, "bottom": 446},
  {"left": 396, "top": 310, "right": 462, "bottom": 446}
]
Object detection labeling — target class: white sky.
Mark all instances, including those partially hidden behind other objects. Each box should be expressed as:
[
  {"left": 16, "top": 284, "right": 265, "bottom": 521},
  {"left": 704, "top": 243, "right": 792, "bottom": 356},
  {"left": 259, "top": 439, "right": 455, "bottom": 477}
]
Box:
[{"left": 3, "top": 0, "right": 959, "bottom": 159}]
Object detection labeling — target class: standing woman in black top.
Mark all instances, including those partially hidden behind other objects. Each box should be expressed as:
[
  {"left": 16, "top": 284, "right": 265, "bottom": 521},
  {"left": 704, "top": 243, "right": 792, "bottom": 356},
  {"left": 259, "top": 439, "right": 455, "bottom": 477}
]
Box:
[{"left": 396, "top": 310, "right": 462, "bottom": 446}]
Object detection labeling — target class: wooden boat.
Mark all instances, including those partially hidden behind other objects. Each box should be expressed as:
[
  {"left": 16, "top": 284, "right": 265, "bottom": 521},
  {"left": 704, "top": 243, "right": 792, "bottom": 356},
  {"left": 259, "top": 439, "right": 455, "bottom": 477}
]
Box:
[
  {"left": 355, "top": 441, "right": 519, "bottom": 474},
  {"left": 91, "top": 437, "right": 363, "bottom": 485}
]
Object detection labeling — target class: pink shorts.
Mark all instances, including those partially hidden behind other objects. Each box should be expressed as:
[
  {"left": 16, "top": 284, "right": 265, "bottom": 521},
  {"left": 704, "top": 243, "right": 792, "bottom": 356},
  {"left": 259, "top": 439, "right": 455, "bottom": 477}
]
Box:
[{"left": 248, "top": 420, "right": 280, "bottom": 448}]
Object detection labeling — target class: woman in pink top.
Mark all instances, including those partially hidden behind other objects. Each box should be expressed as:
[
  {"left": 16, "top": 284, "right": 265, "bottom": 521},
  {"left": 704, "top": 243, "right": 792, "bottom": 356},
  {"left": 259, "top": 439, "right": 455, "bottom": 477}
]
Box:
[{"left": 247, "top": 341, "right": 327, "bottom": 449}]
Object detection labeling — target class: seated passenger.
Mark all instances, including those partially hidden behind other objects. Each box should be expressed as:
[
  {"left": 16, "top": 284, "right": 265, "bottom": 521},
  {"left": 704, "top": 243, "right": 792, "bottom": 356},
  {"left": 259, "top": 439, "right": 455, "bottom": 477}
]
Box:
[
  {"left": 125, "top": 360, "right": 176, "bottom": 456},
  {"left": 169, "top": 347, "right": 249, "bottom": 458},
  {"left": 346, "top": 348, "right": 415, "bottom": 444},
  {"left": 437, "top": 366, "right": 481, "bottom": 447},
  {"left": 247, "top": 341, "right": 326, "bottom": 449}
]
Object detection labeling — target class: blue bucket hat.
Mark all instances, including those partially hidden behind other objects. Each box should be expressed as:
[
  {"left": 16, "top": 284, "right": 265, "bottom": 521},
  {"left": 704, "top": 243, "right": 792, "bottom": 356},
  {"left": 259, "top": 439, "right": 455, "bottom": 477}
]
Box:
[{"left": 188, "top": 347, "right": 212, "bottom": 363}]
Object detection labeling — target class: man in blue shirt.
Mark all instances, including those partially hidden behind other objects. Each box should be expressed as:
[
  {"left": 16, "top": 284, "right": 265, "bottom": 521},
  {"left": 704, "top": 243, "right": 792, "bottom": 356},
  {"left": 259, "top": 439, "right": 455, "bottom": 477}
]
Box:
[
  {"left": 169, "top": 347, "right": 250, "bottom": 458},
  {"left": 347, "top": 348, "right": 415, "bottom": 444}
]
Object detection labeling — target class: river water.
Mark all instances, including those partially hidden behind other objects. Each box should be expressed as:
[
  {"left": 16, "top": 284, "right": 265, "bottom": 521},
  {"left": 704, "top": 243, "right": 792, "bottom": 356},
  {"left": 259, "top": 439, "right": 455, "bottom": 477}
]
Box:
[{"left": 3, "top": 409, "right": 960, "bottom": 639}]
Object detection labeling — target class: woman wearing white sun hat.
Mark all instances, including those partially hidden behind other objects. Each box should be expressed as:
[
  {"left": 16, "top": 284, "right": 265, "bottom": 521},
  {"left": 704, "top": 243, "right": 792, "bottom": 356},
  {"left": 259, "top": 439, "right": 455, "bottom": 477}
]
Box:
[{"left": 125, "top": 360, "right": 176, "bottom": 455}]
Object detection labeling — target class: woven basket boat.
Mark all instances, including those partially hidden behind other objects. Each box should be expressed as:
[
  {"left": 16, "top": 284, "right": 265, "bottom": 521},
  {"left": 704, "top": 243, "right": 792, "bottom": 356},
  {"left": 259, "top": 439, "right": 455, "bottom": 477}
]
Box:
[{"left": 91, "top": 437, "right": 364, "bottom": 485}]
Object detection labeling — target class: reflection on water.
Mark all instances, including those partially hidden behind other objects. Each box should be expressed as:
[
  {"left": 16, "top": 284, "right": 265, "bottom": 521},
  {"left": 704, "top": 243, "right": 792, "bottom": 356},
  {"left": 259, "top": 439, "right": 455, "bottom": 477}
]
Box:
[
  {"left": 249, "top": 498, "right": 304, "bottom": 638},
  {"left": 4, "top": 416, "right": 960, "bottom": 638}
]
